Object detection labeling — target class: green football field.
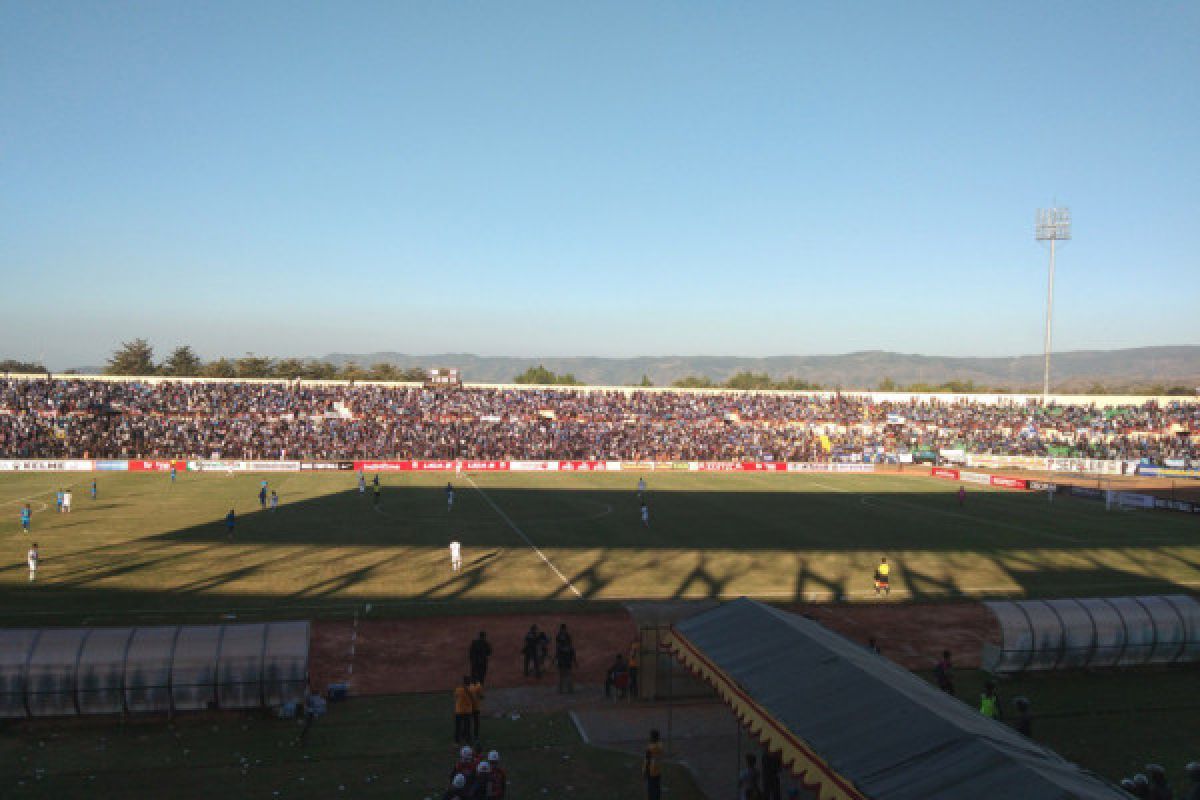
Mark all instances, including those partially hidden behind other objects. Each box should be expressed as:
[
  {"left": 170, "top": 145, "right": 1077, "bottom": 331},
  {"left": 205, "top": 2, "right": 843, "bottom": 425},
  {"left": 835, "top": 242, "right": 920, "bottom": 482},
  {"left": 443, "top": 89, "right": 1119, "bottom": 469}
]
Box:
[{"left": 1, "top": 470, "right": 1198, "bottom": 624}]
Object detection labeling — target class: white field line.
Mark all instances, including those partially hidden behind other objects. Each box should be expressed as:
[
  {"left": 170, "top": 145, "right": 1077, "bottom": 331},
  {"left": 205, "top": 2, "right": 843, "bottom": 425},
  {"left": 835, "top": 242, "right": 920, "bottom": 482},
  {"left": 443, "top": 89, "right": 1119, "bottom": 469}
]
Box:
[
  {"left": 466, "top": 475, "right": 583, "bottom": 598},
  {"left": 810, "top": 479, "right": 1084, "bottom": 544}
]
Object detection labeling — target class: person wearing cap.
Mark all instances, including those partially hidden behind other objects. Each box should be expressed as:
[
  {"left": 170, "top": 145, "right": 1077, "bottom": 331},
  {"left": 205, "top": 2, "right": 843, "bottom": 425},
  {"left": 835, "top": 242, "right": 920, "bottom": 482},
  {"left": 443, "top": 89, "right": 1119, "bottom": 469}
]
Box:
[
  {"left": 452, "top": 745, "right": 478, "bottom": 783},
  {"left": 486, "top": 751, "right": 507, "bottom": 798},
  {"left": 470, "top": 761, "right": 493, "bottom": 799},
  {"left": 1145, "top": 764, "right": 1173, "bottom": 800},
  {"left": 442, "top": 772, "right": 469, "bottom": 800},
  {"left": 1184, "top": 761, "right": 1200, "bottom": 800},
  {"left": 1131, "top": 773, "right": 1150, "bottom": 799}
]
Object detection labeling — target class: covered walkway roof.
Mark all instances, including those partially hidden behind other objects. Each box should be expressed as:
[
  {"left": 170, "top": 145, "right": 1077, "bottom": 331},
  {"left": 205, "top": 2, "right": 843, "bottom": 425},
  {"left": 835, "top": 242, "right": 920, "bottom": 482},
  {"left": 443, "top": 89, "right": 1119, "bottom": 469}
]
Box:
[{"left": 669, "top": 598, "right": 1128, "bottom": 800}]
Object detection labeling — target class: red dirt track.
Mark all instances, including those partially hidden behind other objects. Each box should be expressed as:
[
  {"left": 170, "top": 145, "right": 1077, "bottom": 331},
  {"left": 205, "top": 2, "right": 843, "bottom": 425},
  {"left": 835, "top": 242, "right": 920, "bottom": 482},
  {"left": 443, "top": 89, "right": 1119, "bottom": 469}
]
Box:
[{"left": 310, "top": 602, "right": 998, "bottom": 695}]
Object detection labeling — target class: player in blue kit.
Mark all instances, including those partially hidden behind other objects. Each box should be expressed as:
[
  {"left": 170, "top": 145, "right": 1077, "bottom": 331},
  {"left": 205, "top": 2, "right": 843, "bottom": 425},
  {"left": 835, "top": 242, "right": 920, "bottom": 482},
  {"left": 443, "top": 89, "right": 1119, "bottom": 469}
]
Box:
[{"left": 20, "top": 504, "right": 32, "bottom": 533}]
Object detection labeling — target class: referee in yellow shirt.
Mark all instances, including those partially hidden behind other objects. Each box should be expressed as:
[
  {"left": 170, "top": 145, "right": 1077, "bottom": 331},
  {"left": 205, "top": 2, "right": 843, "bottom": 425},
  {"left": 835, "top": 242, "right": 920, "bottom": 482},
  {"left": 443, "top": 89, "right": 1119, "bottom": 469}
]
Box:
[{"left": 874, "top": 556, "right": 890, "bottom": 596}]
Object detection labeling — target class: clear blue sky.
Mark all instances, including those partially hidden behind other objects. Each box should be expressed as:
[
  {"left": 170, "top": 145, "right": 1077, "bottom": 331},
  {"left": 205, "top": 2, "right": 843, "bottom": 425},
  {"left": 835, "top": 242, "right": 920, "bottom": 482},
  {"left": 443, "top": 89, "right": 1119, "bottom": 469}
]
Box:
[{"left": 2, "top": 1, "right": 1197, "bottom": 369}]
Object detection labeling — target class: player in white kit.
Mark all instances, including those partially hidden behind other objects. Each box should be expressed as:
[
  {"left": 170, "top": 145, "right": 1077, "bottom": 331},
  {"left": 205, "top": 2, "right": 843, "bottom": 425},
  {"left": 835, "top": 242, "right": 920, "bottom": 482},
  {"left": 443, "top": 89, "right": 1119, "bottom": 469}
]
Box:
[
  {"left": 62, "top": 490, "right": 73, "bottom": 513},
  {"left": 640, "top": 502, "right": 649, "bottom": 528},
  {"left": 450, "top": 540, "right": 463, "bottom": 572},
  {"left": 28, "top": 544, "right": 39, "bottom": 582}
]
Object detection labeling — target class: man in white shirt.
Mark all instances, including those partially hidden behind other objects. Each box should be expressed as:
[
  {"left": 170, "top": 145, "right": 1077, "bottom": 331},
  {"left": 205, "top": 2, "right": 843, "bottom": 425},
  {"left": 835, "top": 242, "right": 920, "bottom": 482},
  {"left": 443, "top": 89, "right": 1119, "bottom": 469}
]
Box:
[
  {"left": 28, "top": 544, "right": 39, "bottom": 582},
  {"left": 450, "top": 540, "right": 462, "bottom": 572},
  {"left": 62, "top": 490, "right": 73, "bottom": 513}
]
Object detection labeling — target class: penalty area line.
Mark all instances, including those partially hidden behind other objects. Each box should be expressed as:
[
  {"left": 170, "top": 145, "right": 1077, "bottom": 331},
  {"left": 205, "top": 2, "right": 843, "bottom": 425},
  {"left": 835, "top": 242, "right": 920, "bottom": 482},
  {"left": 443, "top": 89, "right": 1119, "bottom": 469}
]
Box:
[{"left": 466, "top": 475, "right": 583, "bottom": 598}]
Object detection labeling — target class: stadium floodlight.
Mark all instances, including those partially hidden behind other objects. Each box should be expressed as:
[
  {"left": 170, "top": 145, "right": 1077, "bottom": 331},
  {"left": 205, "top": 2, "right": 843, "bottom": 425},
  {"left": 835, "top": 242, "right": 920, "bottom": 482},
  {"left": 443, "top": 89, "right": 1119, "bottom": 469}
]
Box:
[{"left": 1035, "top": 207, "right": 1070, "bottom": 403}]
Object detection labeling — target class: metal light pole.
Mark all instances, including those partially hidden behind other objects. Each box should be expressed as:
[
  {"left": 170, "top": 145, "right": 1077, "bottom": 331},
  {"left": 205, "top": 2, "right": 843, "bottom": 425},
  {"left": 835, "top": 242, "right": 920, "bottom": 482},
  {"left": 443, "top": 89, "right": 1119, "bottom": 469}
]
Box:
[{"left": 1035, "top": 208, "right": 1070, "bottom": 403}]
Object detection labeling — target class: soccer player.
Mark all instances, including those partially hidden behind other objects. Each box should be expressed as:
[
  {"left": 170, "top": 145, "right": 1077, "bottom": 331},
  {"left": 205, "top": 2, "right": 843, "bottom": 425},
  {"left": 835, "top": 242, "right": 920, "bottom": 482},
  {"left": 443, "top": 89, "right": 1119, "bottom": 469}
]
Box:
[
  {"left": 170, "top": 465, "right": 177, "bottom": 483},
  {"left": 372, "top": 474, "right": 380, "bottom": 490},
  {"left": 62, "top": 489, "right": 72, "bottom": 514},
  {"left": 90, "top": 479, "right": 97, "bottom": 500},
  {"left": 446, "top": 482, "right": 455, "bottom": 512},
  {"left": 450, "top": 540, "right": 462, "bottom": 572},
  {"left": 20, "top": 504, "right": 32, "bottom": 533},
  {"left": 640, "top": 502, "right": 650, "bottom": 528},
  {"left": 957, "top": 486, "right": 965, "bottom": 506},
  {"left": 55, "top": 488, "right": 64, "bottom": 513},
  {"left": 637, "top": 477, "right": 646, "bottom": 498},
  {"left": 358, "top": 473, "right": 366, "bottom": 494},
  {"left": 874, "top": 556, "right": 890, "bottom": 596},
  {"left": 373, "top": 481, "right": 381, "bottom": 508},
  {"left": 225, "top": 509, "right": 236, "bottom": 541},
  {"left": 269, "top": 490, "right": 279, "bottom": 511},
  {"left": 258, "top": 484, "right": 268, "bottom": 509},
  {"left": 27, "top": 543, "right": 39, "bottom": 582}
]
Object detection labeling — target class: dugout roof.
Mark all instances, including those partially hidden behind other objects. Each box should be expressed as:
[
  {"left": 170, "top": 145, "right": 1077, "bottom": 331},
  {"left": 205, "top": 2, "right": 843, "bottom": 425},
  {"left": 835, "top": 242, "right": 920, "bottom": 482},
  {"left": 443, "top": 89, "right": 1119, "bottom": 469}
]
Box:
[{"left": 669, "top": 598, "right": 1128, "bottom": 800}]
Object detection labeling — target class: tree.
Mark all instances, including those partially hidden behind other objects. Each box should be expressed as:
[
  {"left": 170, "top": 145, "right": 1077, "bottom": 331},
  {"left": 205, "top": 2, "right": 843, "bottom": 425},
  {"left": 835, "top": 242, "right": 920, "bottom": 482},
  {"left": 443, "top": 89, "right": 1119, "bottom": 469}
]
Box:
[
  {"left": 725, "top": 371, "right": 773, "bottom": 390},
  {"left": 878, "top": 377, "right": 897, "bottom": 391},
  {"left": 105, "top": 339, "right": 156, "bottom": 376},
  {"left": 160, "top": 346, "right": 203, "bottom": 377},
  {"left": 637, "top": 374, "right": 653, "bottom": 387},
  {"left": 400, "top": 367, "right": 429, "bottom": 382},
  {"left": 272, "top": 358, "right": 308, "bottom": 379},
  {"left": 235, "top": 355, "right": 274, "bottom": 378},
  {"left": 367, "top": 362, "right": 403, "bottom": 381},
  {"left": 513, "top": 365, "right": 583, "bottom": 385},
  {"left": 301, "top": 361, "right": 339, "bottom": 380},
  {"left": 0, "top": 359, "right": 47, "bottom": 373},
  {"left": 201, "top": 358, "right": 237, "bottom": 378},
  {"left": 338, "top": 361, "right": 369, "bottom": 381},
  {"left": 672, "top": 375, "right": 716, "bottom": 389}
]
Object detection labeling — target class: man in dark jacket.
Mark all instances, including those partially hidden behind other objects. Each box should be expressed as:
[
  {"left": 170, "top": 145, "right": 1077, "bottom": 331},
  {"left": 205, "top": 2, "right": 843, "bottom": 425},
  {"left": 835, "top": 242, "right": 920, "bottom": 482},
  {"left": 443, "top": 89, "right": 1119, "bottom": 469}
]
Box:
[
  {"left": 522, "top": 625, "right": 542, "bottom": 677},
  {"left": 555, "top": 639, "right": 578, "bottom": 694},
  {"left": 469, "top": 632, "right": 492, "bottom": 683}
]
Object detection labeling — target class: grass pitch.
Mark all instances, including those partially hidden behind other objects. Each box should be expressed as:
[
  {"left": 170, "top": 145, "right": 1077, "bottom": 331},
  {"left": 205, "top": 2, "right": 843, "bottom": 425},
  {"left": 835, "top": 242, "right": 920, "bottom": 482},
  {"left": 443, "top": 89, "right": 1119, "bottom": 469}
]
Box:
[{"left": 1, "top": 471, "right": 1198, "bottom": 624}]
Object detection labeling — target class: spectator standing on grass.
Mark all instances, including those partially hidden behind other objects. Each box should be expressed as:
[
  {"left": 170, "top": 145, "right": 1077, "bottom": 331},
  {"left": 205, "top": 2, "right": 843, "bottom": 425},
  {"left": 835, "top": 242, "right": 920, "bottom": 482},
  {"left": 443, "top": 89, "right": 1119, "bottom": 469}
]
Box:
[
  {"left": 468, "top": 677, "right": 484, "bottom": 743},
  {"left": 643, "top": 729, "right": 663, "bottom": 800},
  {"left": 555, "top": 637, "right": 578, "bottom": 694},
  {"left": 738, "top": 753, "right": 763, "bottom": 800},
  {"left": 453, "top": 677, "right": 474, "bottom": 743},
  {"left": 1013, "top": 696, "right": 1032, "bottom": 737},
  {"left": 979, "top": 681, "right": 1001, "bottom": 720},
  {"left": 522, "top": 625, "right": 542, "bottom": 677},
  {"left": 606, "top": 653, "right": 629, "bottom": 698},
  {"left": 934, "top": 650, "right": 954, "bottom": 695},
  {"left": 469, "top": 632, "right": 491, "bottom": 683}
]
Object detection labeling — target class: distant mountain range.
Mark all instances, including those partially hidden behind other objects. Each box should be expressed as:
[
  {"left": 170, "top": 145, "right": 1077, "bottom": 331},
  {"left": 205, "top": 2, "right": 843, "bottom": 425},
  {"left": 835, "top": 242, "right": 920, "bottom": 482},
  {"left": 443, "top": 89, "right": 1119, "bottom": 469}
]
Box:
[{"left": 316, "top": 346, "right": 1200, "bottom": 391}]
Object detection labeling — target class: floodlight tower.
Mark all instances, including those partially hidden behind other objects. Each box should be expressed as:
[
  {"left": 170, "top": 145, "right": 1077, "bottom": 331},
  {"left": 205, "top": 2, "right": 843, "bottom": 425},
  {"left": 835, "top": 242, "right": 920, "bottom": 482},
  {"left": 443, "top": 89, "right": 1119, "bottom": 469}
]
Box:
[{"left": 1035, "top": 207, "right": 1070, "bottom": 403}]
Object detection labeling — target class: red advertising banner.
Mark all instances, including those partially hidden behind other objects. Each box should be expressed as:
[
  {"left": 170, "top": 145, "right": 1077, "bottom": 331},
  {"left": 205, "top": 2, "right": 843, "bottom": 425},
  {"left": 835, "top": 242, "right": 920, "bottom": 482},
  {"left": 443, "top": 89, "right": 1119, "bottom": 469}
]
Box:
[
  {"left": 931, "top": 467, "right": 960, "bottom": 480},
  {"left": 353, "top": 460, "right": 511, "bottom": 472},
  {"left": 557, "top": 461, "right": 608, "bottom": 471},
  {"left": 127, "top": 459, "right": 188, "bottom": 472},
  {"left": 989, "top": 475, "right": 1029, "bottom": 490}
]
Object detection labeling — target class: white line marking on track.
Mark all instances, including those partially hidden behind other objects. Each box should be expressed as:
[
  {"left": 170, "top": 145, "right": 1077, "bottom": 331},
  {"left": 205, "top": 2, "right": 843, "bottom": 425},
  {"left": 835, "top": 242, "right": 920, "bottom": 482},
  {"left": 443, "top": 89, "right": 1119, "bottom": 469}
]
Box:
[{"left": 466, "top": 475, "right": 583, "bottom": 598}]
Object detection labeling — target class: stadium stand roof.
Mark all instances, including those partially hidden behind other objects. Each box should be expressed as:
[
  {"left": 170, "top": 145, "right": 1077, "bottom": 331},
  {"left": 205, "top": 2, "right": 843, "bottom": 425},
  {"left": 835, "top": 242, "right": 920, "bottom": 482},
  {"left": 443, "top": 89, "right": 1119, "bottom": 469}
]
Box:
[{"left": 669, "top": 598, "right": 1128, "bottom": 800}]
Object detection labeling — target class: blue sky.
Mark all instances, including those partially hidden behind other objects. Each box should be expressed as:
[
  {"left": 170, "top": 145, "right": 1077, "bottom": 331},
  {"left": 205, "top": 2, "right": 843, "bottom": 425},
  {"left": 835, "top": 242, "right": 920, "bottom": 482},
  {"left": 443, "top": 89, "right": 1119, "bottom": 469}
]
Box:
[{"left": 2, "top": 2, "right": 1197, "bottom": 369}]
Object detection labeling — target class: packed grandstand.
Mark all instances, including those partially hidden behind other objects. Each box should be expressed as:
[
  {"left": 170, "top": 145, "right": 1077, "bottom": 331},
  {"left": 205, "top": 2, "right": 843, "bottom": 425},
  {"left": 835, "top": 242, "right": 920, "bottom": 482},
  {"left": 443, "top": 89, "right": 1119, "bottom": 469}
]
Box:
[{"left": 1, "top": 377, "right": 1197, "bottom": 465}]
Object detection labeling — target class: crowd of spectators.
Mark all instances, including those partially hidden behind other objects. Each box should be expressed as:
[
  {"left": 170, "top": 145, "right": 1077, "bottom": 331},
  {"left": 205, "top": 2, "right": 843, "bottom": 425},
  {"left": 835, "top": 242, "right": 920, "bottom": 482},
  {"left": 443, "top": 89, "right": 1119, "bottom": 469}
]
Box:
[{"left": 1, "top": 378, "right": 1196, "bottom": 464}]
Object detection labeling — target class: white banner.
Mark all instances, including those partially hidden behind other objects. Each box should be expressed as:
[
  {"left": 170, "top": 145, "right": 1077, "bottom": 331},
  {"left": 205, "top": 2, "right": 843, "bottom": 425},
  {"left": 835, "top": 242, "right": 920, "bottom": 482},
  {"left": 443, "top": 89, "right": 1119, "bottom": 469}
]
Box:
[
  {"left": 959, "top": 471, "right": 992, "bottom": 485},
  {"left": 240, "top": 461, "right": 302, "bottom": 472},
  {"left": 0, "top": 459, "right": 94, "bottom": 472},
  {"left": 508, "top": 461, "right": 560, "bottom": 472}
]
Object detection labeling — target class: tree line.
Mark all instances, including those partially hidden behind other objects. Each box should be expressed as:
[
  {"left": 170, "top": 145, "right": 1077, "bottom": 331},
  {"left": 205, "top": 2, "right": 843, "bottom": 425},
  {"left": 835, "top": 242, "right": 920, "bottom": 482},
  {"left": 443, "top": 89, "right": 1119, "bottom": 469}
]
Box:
[{"left": 101, "top": 339, "right": 429, "bottom": 381}]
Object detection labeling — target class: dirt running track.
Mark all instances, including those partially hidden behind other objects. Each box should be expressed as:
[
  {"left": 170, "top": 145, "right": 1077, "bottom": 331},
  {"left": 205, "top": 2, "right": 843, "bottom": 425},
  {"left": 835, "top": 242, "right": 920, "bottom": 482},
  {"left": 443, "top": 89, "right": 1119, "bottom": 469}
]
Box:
[{"left": 309, "top": 602, "right": 998, "bottom": 695}]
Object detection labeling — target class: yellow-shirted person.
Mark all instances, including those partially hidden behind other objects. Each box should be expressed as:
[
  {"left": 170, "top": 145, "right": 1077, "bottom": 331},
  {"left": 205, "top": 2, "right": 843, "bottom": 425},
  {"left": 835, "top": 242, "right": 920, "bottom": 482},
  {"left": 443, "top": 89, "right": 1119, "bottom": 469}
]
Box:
[
  {"left": 874, "top": 556, "right": 890, "bottom": 597},
  {"left": 454, "top": 676, "right": 474, "bottom": 744},
  {"left": 643, "top": 728, "right": 663, "bottom": 800}
]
